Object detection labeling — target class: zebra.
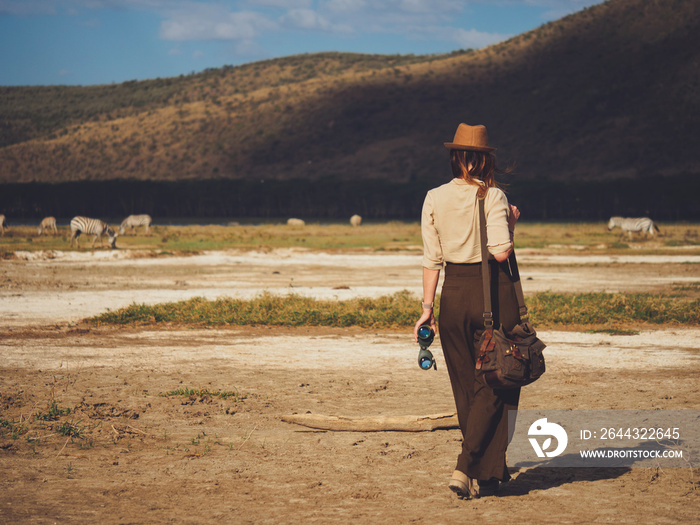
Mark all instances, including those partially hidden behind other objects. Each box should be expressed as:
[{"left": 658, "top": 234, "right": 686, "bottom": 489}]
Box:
[
  {"left": 119, "top": 214, "right": 152, "bottom": 235},
  {"left": 0, "top": 214, "right": 5, "bottom": 236},
  {"left": 38, "top": 216, "right": 58, "bottom": 235},
  {"left": 70, "top": 216, "right": 118, "bottom": 249},
  {"left": 607, "top": 216, "right": 660, "bottom": 238}
]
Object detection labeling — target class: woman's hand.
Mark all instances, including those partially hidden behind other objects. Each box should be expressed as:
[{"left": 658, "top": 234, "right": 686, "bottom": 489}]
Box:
[
  {"left": 508, "top": 204, "right": 520, "bottom": 232},
  {"left": 413, "top": 308, "right": 437, "bottom": 342}
]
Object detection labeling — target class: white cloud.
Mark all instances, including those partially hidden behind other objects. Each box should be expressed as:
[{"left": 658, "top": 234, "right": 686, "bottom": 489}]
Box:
[
  {"left": 1, "top": 0, "right": 604, "bottom": 20},
  {"left": 282, "top": 8, "right": 332, "bottom": 30},
  {"left": 317, "top": 0, "right": 459, "bottom": 35},
  {"left": 160, "top": 7, "right": 277, "bottom": 42},
  {"left": 279, "top": 8, "right": 350, "bottom": 34},
  {"left": 2, "top": 0, "right": 606, "bottom": 53}
]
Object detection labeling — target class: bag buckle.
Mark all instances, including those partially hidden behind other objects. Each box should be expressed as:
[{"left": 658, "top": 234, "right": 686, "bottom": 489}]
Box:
[{"left": 483, "top": 312, "right": 494, "bottom": 329}]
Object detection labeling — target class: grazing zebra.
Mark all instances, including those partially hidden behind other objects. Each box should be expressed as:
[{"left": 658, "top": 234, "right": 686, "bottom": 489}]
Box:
[
  {"left": 119, "top": 214, "right": 152, "bottom": 235},
  {"left": 0, "top": 214, "right": 5, "bottom": 236},
  {"left": 607, "top": 216, "right": 660, "bottom": 238},
  {"left": 350, "top": 214, "right": 362, "bottom": 227},
  {"left": 70, "top": 216, "right": 118, "bottom": 249},
  {"left": 37, "top": 216, "right": 58, "bottom": 235}
]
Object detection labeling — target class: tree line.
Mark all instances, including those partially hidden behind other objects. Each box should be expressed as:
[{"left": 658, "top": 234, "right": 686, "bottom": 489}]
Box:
[{"left": 0, "top": 174, "right": 697, "bottom": 221}]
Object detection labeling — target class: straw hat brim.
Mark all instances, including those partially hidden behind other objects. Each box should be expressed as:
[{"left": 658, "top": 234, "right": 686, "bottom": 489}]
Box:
[{"left": 444, "top": 142, "right": 496, "bottom": 152}]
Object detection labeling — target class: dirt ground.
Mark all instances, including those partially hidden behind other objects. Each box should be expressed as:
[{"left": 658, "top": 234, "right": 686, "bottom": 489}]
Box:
[{"left": 1, "top": 248, "right": 699, "bottom": 524}]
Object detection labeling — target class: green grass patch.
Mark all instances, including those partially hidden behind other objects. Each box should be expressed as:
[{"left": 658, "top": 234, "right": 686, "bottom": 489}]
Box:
[
  {"left": 160, "top": 387, "right": 243, "bottom": 400},
  {"left": 88, "top": 291, "right": 699, "bottom": 328},
  {"left": 527, "top": 292, "right": 700, "bottom": 327},
  {"left": 91, "top": 290, "right": 421, "bottom": 328},
  {"left": 1, "top": 400, "right": 75, "bottom": 441},
  {"left": 35, "top": 399, "right": 72, "bottom": 421},
  {"left": 56, "top": 420, "right": 83, "bottom": 439},
  {"left": 609, "top": 241, "right": 630, "bottom": 249},
  {"left": 3, "top": 221, "right": 699, "bottom": 254}
]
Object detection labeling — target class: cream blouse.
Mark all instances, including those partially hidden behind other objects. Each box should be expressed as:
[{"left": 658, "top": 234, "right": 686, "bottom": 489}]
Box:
[{"left": 421, "top": 178, "right": 512, "bottom": 270}]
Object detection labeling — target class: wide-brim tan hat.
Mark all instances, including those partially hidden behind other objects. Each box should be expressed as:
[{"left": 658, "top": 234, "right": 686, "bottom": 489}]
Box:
[{"left": 444, "top": 123, "right": 496, "bottom": 152}]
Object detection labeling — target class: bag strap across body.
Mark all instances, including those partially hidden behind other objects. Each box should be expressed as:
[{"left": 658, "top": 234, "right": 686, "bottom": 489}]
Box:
[{"left": 477, "top": 197, "right": 529, "bottom": 329}]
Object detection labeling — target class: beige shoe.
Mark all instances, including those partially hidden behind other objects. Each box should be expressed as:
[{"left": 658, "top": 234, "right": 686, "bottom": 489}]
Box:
[{"left": 448, "top": 470, "right": 475, "bottom": 499}]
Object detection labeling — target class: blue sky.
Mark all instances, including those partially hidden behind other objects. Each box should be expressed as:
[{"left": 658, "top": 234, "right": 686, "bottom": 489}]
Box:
[{"left": 0, "top": 0, "right": 605, "bottom": 86}]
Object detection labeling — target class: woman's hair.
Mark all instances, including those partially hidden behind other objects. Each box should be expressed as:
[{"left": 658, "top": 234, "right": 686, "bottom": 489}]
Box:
[{"left": 450, "top": 149, "right": 510, "bottom": 198}]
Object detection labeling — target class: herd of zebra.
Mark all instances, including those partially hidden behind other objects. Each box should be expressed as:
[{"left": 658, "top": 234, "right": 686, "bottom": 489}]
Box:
[
  {"left": 0, "top": 213, "right": 152, "bottom": 249},
  {"left": 0, "top": 213, "right": 661, "bottom": 248}
]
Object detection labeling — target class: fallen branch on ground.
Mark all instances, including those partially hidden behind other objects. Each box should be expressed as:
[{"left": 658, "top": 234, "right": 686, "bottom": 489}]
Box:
[{"left": 281, "top": 413, "right": 459, "bottom": 432}]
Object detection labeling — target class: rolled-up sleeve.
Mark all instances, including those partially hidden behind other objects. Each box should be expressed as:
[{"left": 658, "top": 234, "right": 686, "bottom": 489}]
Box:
[
  {"left": 421, "top": 192, "right": 444, "bottom": 270},
  {"left": 485, "top": 189, "right": 512, "bottom": 255}
]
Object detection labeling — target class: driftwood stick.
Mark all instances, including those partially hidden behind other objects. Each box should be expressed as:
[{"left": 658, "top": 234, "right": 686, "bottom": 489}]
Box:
[{"left": 281, "top": 413, "right": 459, "bottom": 432}]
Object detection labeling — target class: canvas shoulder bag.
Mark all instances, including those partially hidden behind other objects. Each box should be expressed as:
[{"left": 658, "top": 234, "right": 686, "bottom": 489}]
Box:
[{"left": 475, "top": 197, "right": 546, "bottom": 389}]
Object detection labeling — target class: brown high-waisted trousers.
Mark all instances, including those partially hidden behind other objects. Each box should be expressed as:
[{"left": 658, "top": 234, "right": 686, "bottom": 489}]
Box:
[{"left": 439, "top": 260, "right": 521, "bottom": 482}]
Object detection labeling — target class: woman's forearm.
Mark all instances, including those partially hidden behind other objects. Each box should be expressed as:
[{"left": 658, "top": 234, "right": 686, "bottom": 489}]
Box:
[
  {"left": 493, "top": 204, "right": 518, "bottom": 262},
  {"left": 422, "top": 267, "right": 440, "bottom": 306},
  {"left": 414, "top": 267, "right": 440, "bottom": 340}
]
